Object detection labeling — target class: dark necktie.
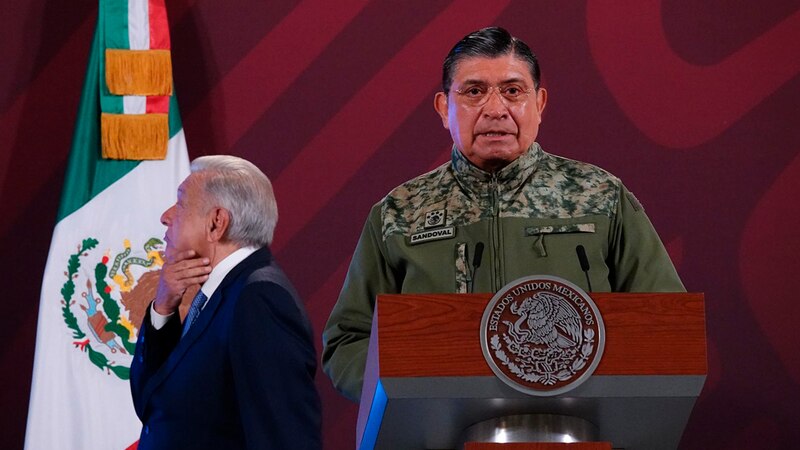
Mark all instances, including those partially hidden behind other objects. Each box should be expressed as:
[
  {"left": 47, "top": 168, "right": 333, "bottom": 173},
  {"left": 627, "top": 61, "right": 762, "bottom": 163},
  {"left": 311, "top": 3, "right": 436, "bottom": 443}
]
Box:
[{"left": 181, "top": 290, "right": 208, "bottom": 338}]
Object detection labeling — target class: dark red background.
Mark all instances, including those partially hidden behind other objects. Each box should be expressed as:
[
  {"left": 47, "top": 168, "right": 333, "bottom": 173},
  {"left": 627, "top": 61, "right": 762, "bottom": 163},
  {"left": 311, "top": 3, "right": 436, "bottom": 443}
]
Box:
[{"left": 2, "top": 1, "right": 799, "bottom": 448}]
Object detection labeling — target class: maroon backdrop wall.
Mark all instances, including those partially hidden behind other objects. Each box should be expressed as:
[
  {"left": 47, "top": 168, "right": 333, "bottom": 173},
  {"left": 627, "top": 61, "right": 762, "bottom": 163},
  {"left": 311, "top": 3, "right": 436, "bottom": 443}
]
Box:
[{"left": 3, "top": 1, "right": 799, "bottom": 448}]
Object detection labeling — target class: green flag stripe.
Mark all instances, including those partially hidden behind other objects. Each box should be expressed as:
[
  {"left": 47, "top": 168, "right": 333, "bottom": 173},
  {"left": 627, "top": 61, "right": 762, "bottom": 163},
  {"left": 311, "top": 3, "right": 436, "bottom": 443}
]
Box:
[
  {"left": 99, "top": 0, "right": 125, "bottom": 113},
  {"left": 104, "top": 0, "right": 130, "bottom": 50},
  {"left": 57, "top": 21, "right": 138, "bottom": 222},
  {"left": 168, "top": 88, "right": 182, "bottom": 136}
]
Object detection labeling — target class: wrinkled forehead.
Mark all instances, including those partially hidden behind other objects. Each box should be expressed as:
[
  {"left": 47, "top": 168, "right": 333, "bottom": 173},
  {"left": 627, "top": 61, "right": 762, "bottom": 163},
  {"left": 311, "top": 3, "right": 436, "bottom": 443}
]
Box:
[
  {"left": 450, "top": 54, "right": 535, "bottom": 87},
  {"left": 177, "top": 172, "right": 207, "bottom": 200}
]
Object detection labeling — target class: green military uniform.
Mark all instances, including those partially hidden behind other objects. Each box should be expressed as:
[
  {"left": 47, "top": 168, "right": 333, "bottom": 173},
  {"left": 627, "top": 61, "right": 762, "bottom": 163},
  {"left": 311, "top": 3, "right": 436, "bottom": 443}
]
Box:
[{"left": 322, "top": 143, "right": 684, "bottom": 401}]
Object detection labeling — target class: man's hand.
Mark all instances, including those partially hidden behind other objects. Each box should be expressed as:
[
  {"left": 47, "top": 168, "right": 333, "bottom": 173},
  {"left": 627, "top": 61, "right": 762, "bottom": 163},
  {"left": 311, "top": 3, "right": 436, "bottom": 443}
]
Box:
[{"left": 153, "top": 250, "right": 211, "bottom": 315}]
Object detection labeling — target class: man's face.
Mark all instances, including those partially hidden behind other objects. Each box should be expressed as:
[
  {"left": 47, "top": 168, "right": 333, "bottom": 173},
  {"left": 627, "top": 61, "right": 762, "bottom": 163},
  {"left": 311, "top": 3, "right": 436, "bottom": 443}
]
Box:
[
  {"left": 435, "top": 54, "right": 547, "bottom": 172},
  {"left": 160, "top": 173, "right": 210, "bottom": 259}
]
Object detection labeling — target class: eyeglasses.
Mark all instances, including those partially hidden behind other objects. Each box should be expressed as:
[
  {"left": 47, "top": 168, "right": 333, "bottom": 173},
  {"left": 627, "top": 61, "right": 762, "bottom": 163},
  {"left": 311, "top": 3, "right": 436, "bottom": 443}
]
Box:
[{"left": 452, "top": 84, "right": 533, "bottom": 107}]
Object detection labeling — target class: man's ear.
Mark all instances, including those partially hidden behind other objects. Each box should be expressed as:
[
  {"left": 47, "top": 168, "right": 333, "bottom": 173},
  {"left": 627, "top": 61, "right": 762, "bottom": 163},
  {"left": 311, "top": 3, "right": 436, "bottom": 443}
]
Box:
[
  {"left": 536, "top": 87, "right": 547, "bottom": 115},
  {"left": 433, "top": 92, "right": 450, "bottom": 129},
  {"left": 207, "top": 207, "right": 230, "bottom": 243}
]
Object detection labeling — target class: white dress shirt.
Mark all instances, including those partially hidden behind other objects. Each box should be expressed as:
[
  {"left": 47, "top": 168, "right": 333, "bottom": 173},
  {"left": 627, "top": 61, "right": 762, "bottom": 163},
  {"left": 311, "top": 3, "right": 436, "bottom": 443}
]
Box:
[{"left": 150, "top": 246, "right": 258, "bottom": 329}]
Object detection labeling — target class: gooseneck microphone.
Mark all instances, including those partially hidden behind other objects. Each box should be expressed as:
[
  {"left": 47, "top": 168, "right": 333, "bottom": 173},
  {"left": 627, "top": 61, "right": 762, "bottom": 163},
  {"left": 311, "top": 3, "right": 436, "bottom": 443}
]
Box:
[
  {"left": 470, "top": 242, "right": 485, "bottom": 293},
  {"left": 575, "top": 245, "right": 593, "bottom": 292}
]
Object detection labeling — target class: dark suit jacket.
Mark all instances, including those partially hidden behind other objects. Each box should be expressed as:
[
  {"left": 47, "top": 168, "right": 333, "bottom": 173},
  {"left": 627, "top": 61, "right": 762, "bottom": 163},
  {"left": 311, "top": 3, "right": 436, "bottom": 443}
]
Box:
[{"left": 130, "top": 247, "right": 321, "bottom": 449}]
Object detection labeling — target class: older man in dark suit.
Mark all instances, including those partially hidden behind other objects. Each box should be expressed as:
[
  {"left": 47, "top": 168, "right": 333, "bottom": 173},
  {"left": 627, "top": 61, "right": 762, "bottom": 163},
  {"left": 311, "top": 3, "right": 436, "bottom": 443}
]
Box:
[{"left": 130, "top": 155, "right": 321, "bottom": 449}]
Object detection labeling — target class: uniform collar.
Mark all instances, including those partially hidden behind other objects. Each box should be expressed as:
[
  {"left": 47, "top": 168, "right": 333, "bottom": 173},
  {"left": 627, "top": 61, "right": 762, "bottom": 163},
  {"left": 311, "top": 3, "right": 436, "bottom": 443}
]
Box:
[{"left": 450, "top": 142, "right": 543, "bottom": 195}]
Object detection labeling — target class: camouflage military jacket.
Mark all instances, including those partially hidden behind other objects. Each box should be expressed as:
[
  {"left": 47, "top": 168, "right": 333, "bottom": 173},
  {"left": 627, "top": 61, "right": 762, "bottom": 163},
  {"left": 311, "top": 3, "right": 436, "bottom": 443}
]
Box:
[{"left": 322, "top": 143, "right": 684, "bottom": 401}]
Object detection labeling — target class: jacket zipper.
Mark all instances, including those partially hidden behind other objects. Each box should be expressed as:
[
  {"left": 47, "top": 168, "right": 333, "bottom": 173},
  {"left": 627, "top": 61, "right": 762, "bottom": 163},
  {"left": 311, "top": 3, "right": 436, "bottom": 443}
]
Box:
[{"left": 490, "top": 173, "right": 502, "bottom": 291}]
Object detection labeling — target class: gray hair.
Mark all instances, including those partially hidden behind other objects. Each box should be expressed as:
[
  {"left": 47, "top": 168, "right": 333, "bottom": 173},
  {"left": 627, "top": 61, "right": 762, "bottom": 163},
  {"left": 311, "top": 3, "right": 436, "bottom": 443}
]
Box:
[{"left": 190, "top": 155, "right": 278, "bottom": 247}]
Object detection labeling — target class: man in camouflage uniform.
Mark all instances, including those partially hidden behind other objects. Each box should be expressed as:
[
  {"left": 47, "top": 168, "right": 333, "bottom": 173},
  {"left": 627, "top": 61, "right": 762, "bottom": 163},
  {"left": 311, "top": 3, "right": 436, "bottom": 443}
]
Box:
[{"left": 322, "top": 27, "right": 684, "bottom": 402}]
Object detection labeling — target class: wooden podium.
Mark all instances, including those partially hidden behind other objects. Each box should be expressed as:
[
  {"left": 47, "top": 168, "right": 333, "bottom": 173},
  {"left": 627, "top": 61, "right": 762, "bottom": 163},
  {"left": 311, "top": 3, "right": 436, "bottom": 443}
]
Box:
[{"left": 356, "top": 293, "right": 706, "bottom": 449}]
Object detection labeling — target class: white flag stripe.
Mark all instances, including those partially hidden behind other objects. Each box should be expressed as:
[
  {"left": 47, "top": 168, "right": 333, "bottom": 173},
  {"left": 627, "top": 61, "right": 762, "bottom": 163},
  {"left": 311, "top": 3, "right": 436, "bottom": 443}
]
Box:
[
  {"left": 123, "top": 95, "right": 147, "bottom": 114},
  {"left": 125, "top": 0, "right": 150, "bottom": 113},
  {"left": 24, "top": 130, "right": 190, "bottom": 449},
  {"left": 127, "top": 0, "right": 150, "bottom": 50}
]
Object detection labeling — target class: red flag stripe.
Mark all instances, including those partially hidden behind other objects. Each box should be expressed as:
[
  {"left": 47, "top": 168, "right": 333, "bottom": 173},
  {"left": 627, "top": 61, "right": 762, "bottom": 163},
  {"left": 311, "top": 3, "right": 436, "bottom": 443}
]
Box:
[
  {"left": 148, "top": 0, "right": 170, "bottom": 49},
  {"left": 147, "top": 0, "right": 170, "bottom": 115},
  {"left": 146, "top": 95, "right": 170, "bottom": 114}
]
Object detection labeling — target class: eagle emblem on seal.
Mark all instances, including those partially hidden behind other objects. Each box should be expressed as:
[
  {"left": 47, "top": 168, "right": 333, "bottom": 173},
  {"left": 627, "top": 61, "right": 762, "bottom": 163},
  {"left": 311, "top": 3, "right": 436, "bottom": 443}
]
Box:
[
  {"left": 481, "top": 276, "right": 605, "bottom": 396},
  {"left": 505, "top": 291, "right": 581, "bottom": 350}
]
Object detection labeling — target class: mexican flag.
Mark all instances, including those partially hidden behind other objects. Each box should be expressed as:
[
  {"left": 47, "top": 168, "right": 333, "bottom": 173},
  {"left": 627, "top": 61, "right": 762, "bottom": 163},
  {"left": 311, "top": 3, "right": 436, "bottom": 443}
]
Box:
[{"left": 25, "top": 1, "right": 189, "bottom": 448}]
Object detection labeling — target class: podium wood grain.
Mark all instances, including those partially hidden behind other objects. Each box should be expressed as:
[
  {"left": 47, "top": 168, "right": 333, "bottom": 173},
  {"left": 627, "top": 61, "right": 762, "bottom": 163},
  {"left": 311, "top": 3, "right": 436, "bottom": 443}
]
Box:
[{"left": 376, "top": 292, "right": 707, "bottom": 377}]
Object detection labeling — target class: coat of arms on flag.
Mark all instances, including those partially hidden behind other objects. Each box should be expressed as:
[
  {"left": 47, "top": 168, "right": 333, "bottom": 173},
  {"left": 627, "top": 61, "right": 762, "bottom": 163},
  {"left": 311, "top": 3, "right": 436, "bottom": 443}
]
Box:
[
  {"left": 25, "top": 0, "right": 191, "bottom": 448},
  {"left": 59, "top": 237, "right": 166, "bottom": 380}
]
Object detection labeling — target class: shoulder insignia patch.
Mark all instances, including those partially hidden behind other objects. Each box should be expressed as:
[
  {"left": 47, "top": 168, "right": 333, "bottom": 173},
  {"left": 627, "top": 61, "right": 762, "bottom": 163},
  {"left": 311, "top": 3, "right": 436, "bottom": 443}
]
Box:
[{"left": 424, "top": 209, "right": 446, "bottom": 228}]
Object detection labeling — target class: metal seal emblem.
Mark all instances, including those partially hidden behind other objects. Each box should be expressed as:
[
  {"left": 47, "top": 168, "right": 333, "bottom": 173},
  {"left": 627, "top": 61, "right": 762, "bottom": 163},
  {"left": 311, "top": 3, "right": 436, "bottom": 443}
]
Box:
[{"left": 480, "top": 275, "right": 605, "bottom": 396}]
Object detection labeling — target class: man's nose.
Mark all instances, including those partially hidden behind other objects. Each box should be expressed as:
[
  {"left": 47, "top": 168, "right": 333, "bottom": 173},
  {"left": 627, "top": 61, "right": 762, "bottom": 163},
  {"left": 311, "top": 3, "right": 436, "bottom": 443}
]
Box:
[
  {"left": 161, "top": 206, "right": 174, "bottom": 226},
  {"left": 482, "top": 88, "right": 509, "bottom": 116}
]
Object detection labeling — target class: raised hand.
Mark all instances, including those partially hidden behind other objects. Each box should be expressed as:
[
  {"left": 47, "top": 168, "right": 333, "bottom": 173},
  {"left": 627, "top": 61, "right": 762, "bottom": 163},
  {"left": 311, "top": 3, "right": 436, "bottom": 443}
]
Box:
[{"left": 153, "top": 250, "right": 211, "bottom": 315}]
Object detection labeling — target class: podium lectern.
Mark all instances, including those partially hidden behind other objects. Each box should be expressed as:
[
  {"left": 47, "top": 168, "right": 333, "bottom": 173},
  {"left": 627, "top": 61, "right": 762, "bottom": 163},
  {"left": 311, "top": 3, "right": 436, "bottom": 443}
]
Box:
[{"left": 356, "top": 293, "right": 706, "bottom": 449}]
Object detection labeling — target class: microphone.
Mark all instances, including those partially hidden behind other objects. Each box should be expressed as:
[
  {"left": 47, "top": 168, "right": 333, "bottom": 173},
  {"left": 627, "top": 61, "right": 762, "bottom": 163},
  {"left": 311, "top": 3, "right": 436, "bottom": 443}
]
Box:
[
  {"left": 473, "top": 242, "right": 484, "bottom": 270},
  {"left": 575, "top": 245, "right": 593, "bottom": 292},
  {"left": 470, "top": 242, "right": 485, "bottom": 293}
]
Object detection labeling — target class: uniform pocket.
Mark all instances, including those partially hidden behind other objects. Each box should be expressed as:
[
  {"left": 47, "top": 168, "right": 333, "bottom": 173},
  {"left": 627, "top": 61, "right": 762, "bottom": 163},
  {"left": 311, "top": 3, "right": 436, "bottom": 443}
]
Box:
[{"left": 525, "top": 222, "right": 596, "bottom": 257}]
